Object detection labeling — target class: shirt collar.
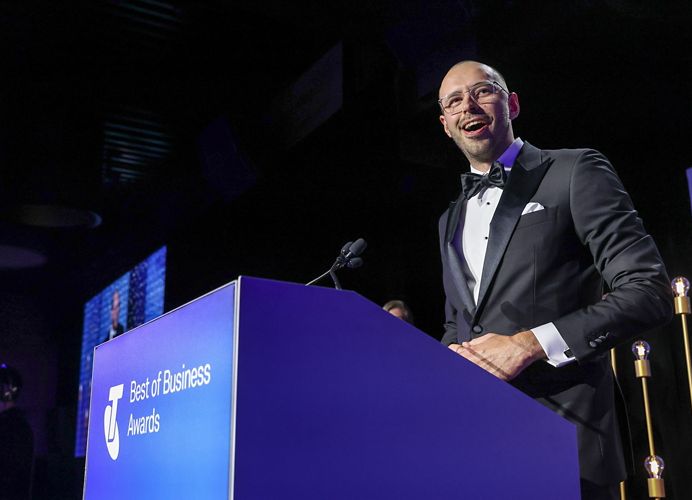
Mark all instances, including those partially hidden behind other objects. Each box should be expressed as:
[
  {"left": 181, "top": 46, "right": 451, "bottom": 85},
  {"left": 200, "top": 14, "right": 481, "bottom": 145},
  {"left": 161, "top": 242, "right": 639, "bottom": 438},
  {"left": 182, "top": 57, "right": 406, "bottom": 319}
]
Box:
[{"left": 469, "top": 137, "right": 524, "bottom": 175}]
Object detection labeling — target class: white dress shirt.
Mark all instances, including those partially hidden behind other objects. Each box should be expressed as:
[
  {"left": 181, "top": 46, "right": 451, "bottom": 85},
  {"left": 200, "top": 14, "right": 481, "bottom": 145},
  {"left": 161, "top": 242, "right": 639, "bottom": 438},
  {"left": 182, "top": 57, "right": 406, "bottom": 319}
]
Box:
[{"left": 461, "top": 138, "right": 574, "bottom": 367}]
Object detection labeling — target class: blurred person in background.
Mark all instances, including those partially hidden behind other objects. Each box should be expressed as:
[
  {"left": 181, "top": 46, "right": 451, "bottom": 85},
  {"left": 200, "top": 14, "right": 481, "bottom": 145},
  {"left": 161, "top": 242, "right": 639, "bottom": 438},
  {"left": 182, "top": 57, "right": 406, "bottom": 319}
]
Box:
[{"left": 0, "top": 364, "right": 34, "bottom": 500}]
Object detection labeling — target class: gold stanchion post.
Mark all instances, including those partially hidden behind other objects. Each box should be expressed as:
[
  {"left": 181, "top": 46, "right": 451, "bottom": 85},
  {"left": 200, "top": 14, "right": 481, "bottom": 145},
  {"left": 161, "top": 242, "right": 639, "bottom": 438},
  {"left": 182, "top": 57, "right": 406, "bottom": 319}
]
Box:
[
  {"left": 671, "top": 276, "right": 692, "bottom": 412},
  {"left": 610, "top": 348, "right": 618, "bottom": 375},
  {"left": 632, "top": 340, "right": 666, "bottom": 499},
  {"left": 610, "top": 348, "right": 627, "bottom": 500}
]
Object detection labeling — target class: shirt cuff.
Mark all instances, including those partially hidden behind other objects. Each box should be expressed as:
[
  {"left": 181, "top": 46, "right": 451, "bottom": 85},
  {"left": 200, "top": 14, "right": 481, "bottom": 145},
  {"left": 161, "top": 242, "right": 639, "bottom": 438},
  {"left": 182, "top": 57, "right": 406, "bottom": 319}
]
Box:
[{"left": 532, "top": 323, "right": 575, "bottom": 367}]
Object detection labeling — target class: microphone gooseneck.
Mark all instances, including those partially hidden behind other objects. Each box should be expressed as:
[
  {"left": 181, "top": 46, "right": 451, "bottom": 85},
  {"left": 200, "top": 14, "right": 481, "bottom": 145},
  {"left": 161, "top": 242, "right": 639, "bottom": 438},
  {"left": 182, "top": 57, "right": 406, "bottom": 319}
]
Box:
[{"left": 305, "top": 238, "right": 367, "bottom": 289}]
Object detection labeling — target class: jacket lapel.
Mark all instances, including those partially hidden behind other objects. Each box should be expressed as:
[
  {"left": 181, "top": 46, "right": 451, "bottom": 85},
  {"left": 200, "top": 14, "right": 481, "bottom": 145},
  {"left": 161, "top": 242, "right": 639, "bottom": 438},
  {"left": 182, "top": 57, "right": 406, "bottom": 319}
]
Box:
[
  {"left": 474, "top": 142, "right": 552, "bottom": 319},
  {"left": 444, "top": 193, "right": 476, "bottom": 315}
]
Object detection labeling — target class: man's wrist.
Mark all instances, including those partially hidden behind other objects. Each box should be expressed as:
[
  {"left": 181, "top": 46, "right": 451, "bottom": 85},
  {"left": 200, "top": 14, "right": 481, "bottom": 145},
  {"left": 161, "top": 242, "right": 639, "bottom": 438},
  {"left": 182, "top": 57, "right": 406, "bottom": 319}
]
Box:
[{"left": 517, "top": 330, "right": 547, "bottom": 363}]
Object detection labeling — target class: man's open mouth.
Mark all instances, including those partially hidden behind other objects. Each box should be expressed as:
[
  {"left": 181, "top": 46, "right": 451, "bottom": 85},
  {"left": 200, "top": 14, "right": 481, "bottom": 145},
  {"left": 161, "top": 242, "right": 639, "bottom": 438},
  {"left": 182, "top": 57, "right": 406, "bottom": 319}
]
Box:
[{"left": 462, "top": 119, "right": 489, "bottom": 133}]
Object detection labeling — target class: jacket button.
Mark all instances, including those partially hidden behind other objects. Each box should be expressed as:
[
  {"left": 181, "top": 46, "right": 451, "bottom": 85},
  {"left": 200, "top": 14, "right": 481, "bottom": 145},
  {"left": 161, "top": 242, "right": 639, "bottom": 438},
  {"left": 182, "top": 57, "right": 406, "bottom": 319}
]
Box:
[
  {"left": 589, "top": 340, "right": 598, "bottom": 348},
  {"left": 472, "top": 325, "right": 483, "bottom": 334}
]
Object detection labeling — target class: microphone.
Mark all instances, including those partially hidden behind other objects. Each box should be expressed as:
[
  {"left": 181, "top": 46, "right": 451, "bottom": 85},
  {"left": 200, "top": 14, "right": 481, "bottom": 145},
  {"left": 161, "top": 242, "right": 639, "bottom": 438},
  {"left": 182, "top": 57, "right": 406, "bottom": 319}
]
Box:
[
  {"left": 344, "top": 238, "right": 367, "bottom": 259},
  {"left": 347, "top": 257, "right": 363, "bottom": 269},
  {"left": 334, "top": 238, "right": 367, "bottom": 271},
  {"left": 339, "top": 241, "right": 353, "bottom": 258},
  {"left": 306, "top": 238, "right": 367, "bottom": 289}
]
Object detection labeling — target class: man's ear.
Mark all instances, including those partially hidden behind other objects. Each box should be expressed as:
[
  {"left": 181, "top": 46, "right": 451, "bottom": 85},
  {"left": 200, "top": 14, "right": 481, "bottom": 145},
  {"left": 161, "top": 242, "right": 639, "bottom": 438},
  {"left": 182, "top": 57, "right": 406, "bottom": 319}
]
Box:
[
  {"left": 439, "top": 115, "right": 452, "bottom": 138},
  {"left": 508, "top": 92, "right": 520, "bottom": 120}
]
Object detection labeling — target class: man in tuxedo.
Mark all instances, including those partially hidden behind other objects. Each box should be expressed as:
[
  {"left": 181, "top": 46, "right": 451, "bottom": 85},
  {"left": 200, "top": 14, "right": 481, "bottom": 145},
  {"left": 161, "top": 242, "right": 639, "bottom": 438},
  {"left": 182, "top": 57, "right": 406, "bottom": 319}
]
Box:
[{"left": 437, "top": 61, "right": 672, "bottom": 499}]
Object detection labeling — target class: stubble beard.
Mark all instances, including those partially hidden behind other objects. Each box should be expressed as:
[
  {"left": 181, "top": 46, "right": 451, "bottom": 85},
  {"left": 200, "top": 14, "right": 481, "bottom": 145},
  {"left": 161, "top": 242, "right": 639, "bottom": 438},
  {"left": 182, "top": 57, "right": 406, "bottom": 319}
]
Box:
[
  {"left": 451, "top": 133, "right": 495, "bottom": 166},
  {"left": 451, "top": 115, "right": 513, "bottom": 168}
]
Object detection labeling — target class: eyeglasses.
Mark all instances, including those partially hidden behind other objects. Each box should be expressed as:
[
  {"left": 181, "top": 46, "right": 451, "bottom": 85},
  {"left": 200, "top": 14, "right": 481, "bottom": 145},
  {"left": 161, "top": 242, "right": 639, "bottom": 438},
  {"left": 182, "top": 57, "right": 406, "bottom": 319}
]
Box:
[{"left": 438, "top": 81, "right": 508, "bottom": 115}]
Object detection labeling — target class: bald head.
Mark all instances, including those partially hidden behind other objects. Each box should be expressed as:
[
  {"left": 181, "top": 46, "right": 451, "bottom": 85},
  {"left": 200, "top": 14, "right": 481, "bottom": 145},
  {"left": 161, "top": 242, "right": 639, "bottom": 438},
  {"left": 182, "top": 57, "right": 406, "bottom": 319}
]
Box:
[{"left": 439, "top": 61, "right": 508, "bottom": 98}]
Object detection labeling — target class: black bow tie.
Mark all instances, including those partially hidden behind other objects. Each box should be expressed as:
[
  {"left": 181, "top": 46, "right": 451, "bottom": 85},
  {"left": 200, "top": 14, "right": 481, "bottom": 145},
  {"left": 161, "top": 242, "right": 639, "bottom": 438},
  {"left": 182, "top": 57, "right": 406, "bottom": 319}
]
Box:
[{"left": 460, "top": 161, "right": 507, "bottom": 200}]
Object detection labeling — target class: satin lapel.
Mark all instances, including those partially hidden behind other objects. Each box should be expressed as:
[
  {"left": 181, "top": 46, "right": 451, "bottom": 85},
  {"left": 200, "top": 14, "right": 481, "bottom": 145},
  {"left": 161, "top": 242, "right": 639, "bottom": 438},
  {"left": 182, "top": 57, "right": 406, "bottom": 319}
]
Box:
[
  {"left": 474, "top": 144, "right": 552, "bottom": 319},
  {"left": 444, "top": 194, "right": 476, "bottom": 315},
  {"left": 444, "top": 192, "right": 465, "bottom": 244}
]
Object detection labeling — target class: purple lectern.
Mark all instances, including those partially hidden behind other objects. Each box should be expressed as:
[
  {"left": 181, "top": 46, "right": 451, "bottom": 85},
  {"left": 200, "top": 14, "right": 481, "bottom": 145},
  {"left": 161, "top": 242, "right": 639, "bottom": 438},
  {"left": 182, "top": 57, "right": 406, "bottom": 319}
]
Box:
[{"left": 85, "top": 276, "right": 580, "bottom": 499}]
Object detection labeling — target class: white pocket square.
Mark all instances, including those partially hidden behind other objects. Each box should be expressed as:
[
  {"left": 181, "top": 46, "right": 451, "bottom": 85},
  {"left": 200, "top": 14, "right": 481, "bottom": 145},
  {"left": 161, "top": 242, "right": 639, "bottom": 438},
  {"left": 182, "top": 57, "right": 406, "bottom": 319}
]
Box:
[{"left": 521, "top": 202, "right": 544, "bottom": 215}]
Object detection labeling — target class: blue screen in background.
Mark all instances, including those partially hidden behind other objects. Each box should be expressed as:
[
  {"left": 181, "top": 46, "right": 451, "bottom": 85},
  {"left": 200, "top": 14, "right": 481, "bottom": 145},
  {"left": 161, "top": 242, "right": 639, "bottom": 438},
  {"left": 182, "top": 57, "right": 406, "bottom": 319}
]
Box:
[{"left": 75, "top": 247, "right": 167, "bottom": 457}]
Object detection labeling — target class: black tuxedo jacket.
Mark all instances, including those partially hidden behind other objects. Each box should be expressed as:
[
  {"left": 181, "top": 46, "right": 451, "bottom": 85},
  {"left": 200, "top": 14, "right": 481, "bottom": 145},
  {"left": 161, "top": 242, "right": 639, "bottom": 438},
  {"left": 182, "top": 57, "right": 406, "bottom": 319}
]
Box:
[{"left": 438, "top": 142, "right": 673, "bottom": 484}]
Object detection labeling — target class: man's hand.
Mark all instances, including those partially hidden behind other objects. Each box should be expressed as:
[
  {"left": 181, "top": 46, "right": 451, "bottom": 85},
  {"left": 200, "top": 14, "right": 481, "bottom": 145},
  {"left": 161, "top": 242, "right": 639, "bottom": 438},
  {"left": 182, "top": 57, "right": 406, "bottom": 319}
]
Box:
[{"left": 448, "top": 331, "right": 546, "bottom": 381}]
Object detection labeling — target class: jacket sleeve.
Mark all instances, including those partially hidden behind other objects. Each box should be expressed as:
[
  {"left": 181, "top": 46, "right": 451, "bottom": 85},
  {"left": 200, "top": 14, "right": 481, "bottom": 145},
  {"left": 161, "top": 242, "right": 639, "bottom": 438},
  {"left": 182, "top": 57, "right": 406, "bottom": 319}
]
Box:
[
  {"left": 552, "top": 149, "right": 673, "bottom": 361},
  {"left": 439, "top": 209, "right": 459, "bottom": 346},
  {"left": 441, "top": 298, "right": 458, "bottom": 346}
]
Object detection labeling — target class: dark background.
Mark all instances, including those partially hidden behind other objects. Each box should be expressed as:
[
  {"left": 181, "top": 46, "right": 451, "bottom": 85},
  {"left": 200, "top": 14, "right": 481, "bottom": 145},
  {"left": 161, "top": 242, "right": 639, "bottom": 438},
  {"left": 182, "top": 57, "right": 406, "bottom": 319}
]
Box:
[{"left": 1, "top": 1, "right": 691, "bottom": 498}]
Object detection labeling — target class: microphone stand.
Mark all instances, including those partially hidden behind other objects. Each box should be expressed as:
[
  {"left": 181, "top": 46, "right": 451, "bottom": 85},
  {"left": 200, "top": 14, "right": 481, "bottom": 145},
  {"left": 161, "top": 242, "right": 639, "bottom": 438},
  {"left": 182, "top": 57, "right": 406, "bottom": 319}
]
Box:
[
  {"left": 329, "top": 269, "right": 343, "bottom": 290},
  {"left": 305, "top": 267, "right": 342, "bottom": 289},
  {"left": 306, "top": 239, "right": 366, "bottom": 290}
]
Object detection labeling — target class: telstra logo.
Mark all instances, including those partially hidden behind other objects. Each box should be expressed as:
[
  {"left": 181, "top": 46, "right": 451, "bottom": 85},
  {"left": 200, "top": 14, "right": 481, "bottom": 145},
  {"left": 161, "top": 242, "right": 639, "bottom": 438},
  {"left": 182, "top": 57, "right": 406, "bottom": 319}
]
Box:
[{"left": 104, "top": 384, "right": 124, "bottom": 460}]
